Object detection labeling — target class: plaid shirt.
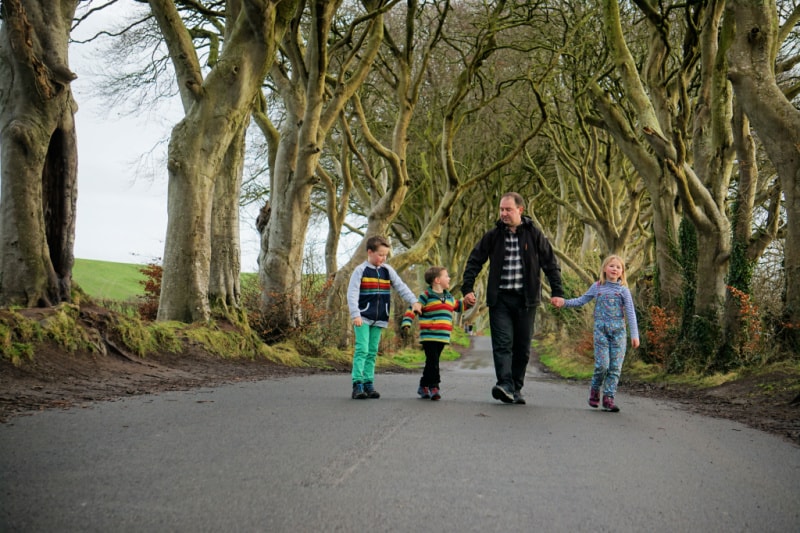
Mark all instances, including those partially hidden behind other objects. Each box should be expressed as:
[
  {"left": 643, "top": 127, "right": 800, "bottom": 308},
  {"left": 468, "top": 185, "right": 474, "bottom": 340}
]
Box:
[{"left": 499, "top": 229, "right": 523, "bottom": 291}]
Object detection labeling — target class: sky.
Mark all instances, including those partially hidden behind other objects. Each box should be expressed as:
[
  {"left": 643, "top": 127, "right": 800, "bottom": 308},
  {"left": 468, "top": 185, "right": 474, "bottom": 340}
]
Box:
[
  {"left": 69, "top": 7, "right": 265, "bottom": 272},
  {"left": 70, "top": 90, "right": 265, "bottom": 272},
  {"left": 65, "top": 5, "right": 365, "bottom": 274}
]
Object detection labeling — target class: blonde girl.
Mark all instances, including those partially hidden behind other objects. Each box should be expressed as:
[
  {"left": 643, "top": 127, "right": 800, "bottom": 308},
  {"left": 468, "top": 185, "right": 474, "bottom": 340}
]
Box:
[{"left": 555, "top": 255, "right": 639, "bottom": 412}]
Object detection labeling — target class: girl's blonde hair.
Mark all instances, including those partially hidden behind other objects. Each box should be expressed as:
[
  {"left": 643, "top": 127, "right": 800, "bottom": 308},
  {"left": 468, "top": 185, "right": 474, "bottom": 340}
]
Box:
[{"left": 599, "top": 255, "right": 627, "bottom": 286}]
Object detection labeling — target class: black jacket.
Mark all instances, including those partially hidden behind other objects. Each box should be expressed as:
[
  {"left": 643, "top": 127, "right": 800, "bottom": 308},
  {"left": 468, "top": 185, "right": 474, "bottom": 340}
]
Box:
[{"left": 461, "top": 216, "right": 564, "bottom": 307}]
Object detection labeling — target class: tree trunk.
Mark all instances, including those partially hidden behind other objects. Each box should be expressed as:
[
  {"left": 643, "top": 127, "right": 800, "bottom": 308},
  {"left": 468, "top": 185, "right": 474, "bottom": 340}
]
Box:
[
  {"left": 604, "top": 0, "right": 737, "bottom": 352},
  {"left": 588, "top": 84, "right": 683, "bottom": 310},
  {"left": 208, "top": 126, "right": 245, "bottom": 314},
  {"left": 260, "top": 0, "right": 384, "bottom": 332},
  {"left": 151, "top": 0, "right": 293, "bottom": 322},
  {"left": 0, "top": 0, "right": 79, "bottom": 307},
  {"left": 726, "top": 0, "right": 800, "bottom": 350}
]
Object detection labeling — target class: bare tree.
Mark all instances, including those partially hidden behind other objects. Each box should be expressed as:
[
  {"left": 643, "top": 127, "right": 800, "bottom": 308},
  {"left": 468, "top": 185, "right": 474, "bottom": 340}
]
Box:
[
  {"left": 726, "top": 0, "right": 800, "bottom": 350},
  {"left": 256, "top": 0, "right": 388, "bottom": 333},
  {"left": 0, "top": 0, "right": 79, "bottom": 307},
  {"left": 149, "top": 0, "right": 296, "bottom": 322}
]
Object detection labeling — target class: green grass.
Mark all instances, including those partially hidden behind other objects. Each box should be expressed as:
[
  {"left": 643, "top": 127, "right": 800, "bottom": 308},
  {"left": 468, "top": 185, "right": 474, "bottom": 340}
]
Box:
[
  {"left": 73, "top": 258, "right": 148, "bottom": 301},
  {"left": 535, "top": 337, "right": 594, "bottom": 380}
]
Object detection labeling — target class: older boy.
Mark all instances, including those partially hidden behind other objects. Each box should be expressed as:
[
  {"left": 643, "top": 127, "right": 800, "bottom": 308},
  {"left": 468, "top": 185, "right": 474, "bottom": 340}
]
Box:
[{"left": 347, "top": 236, "right": 422, "bottom": 399}]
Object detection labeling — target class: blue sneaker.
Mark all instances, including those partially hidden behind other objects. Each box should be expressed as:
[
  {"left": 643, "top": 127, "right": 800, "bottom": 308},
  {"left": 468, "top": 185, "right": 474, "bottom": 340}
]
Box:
[
  {"left": 417, "top": 386, "right": 431, "bottom": 399},
  {"left": 363, "top": 382, "right": 381, "bottom": 399},
  {"left": 352, "top": 383, "right": 368, "bottom": 399}
]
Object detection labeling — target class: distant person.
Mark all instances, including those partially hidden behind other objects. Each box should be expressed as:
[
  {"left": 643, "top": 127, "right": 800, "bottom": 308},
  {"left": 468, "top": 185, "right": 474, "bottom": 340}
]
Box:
[
  {"left": 347, "top": 236, "right": 422, "bottom": 400},
  {"left": 401, "top": 266, "right": 472, "bottom": 401},
  {"left": 552, "top": 255, "right": 639, "bottom": 412},
  {"left": 462, "top": 192, "right": 564, "bottom": 405}
]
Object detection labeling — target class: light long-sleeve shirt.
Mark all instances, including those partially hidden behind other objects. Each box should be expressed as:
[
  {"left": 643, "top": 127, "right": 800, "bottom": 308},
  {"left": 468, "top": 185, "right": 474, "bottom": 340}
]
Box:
[{"left": 563, "top": 280, "right": 639, "bottom": 341}]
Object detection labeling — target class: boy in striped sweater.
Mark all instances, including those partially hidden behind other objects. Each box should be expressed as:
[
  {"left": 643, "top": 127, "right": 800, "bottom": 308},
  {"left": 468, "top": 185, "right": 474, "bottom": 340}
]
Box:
[
  {"left": 347, "top": 236, "right": 422, "bottom": 400},
  {"left": 402, "top": 266, "right": 472, "bottom": 400}
]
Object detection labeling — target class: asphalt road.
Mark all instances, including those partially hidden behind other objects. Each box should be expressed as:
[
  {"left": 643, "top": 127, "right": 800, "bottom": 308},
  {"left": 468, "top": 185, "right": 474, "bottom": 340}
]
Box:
[{"left": 2, "top": 336, "right": 798, "bottom": 532}]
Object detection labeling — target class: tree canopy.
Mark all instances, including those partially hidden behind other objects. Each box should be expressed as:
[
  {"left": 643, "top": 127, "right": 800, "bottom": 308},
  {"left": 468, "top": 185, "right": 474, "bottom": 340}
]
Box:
[{"left": 2, "top": 0, "right": 799, "bottom": 366}]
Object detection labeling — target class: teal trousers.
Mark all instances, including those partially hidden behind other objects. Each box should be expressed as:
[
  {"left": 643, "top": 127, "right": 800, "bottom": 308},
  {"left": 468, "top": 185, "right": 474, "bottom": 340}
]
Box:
[{"left": 351, "top": 323, "right": 383, "bottom": 384}]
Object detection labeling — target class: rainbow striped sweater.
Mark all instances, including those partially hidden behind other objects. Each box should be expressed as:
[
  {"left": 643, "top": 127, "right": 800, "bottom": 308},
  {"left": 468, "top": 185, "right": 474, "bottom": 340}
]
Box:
[
  {"left": 347, "top": 260, "right": 417, "bottom": 328},
  {"left": 401, "top": 287, "right": 470, "bottom": 343}
]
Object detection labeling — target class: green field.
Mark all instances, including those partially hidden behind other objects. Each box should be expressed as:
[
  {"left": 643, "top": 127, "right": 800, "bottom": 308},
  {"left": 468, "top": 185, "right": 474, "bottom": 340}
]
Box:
[{"left": 73, "top": 258, "right": 148, "bottom": 301}]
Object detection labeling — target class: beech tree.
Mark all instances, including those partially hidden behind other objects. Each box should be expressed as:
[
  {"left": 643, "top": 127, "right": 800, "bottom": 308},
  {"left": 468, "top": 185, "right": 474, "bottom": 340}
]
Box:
[
  {"left": 726, "top": 0, "right": 800, "bottom": 351},
  {"left": 588, "top": 1, "right": 747, "bottom": 368},
  {"left": 323, "top": 0, "right": 553, "bottom": 335},
  {"left": 255, "top": 0, "right": 388, "bottom": 333},
  {"left": 149, "top": 0, "right": 296, "bottom": 322},
  {"left": 0, "top": 0, "right": 79, "bottom": 307}
]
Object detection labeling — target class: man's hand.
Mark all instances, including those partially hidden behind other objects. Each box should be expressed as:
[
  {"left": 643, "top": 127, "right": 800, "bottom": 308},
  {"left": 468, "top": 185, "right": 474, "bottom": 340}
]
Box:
[{"left": 464, "top": 292, "right": 476, "bottom": 307}]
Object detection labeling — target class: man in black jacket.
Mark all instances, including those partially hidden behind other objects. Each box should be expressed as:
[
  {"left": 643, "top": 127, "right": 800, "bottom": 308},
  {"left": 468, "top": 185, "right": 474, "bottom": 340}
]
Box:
[{"left": 462, "top": 192, "right": 565, "bottom": 404}]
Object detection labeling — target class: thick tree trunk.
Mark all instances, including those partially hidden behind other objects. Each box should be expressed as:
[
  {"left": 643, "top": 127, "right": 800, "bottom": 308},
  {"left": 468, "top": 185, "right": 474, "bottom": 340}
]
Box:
[
  {"left": 588, "top": 85, "right": 683, "bottom": 309},
  {"left": 727, "top": 0, "right": 800, "bottom": 349},
  {"left": 158, "top": 120, "right": 215, "bottom": 322},
  {"left": 260, "top": 1, "right": 384, "bottom": 331},
  {"left": 152, "top": 0, "right": 292, "bottom": 322},
  {"left": 694, "top": 232, "right": 729, "bottom": 321},
  {"left": 722, "top": 103, "right": 758, "bottom": 363},
  {"left": 259, "top": 146, "right": 315, "bottom": 328},
  {"left": 0, "top": 0, "right": 78, "bottom": 307},
  {"left": 208, "top": 126, "right": 245, "bottom": 314}
]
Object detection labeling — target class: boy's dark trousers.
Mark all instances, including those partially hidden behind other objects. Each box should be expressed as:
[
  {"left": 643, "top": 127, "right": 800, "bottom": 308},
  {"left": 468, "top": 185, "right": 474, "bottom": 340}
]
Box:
[{"left": 420, "top": 341, "right": 445, "bottom": 387}]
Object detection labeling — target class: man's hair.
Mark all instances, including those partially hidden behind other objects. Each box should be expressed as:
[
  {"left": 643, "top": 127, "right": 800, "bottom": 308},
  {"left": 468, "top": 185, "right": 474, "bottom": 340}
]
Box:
[
  {"left": 366, "top": 235, "right": 390, "bottom": 252},
  {"left": 501, "top": 191, "right": 525, "bottom": 208},
  {"left": 425, "top": 266, "right": 446, "bottom": 285}
]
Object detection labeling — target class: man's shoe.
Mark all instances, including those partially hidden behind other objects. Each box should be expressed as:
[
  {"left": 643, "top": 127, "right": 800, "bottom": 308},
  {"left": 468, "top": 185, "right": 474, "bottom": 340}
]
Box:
[
  {"left": 602, "top": 395, "right": 620, "bottom": 412},
  {"left": 588, "top": 388, "right": 600, "bottom": 408},
  {"left": 430, "top": 387, "right": 441, "bottom": 401},
  {"left": 352, "top": 383, "right": 368, "bottom": 399},
  {"left": 418, "top": 386, "right": 431, "bottom": 399},
  {"left": 513, "top": 391, "right": 526, "bottom": 405},
  {"left": 364, "top": 382, "right": 380, "bottom": 399},
  {"left": 491, "top": 385, "right": 514, "bottom": 403}
]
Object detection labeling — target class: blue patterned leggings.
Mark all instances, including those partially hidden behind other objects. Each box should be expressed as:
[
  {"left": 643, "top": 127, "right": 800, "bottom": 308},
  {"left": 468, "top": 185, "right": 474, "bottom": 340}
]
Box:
[{"left": 592, "top": 320, "right": 627, "bottom": 397}]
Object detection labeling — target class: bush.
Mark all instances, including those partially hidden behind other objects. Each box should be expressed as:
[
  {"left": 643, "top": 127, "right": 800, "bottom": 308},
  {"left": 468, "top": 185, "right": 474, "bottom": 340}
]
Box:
[
  {"left": 642, "top": 305, "right": 679, "bottom": 365},
  {"left": 137, "top": 262, "right": 162, "bottom": 321}
]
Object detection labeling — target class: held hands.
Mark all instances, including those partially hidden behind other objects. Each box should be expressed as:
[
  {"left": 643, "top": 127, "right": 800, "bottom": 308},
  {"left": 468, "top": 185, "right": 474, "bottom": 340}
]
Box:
[
  {"left": 550, "top": 296, "right": 565, "bottom": 308},
  {"left": 464, "top": 292, "right": 477, "bottom": 307}
]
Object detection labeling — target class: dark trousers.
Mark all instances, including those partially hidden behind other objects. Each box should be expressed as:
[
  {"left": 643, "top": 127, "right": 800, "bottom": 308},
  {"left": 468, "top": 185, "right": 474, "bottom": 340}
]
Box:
[
  {"left": 489, "top": 291, "right": 536, "bottom": 392},
  {"left": 420, "top": 341, "right": 445, "bottom": 387}
]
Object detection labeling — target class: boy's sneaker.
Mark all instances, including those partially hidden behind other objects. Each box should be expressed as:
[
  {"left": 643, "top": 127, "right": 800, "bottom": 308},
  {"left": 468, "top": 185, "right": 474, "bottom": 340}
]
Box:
[
  {"left": 363, "top": 382, "right": 380, "bottom": 399},
  {"left": 588, "top": 388, "right": 600, "bottom": 408},
  {"left": 352, "top": 383, "right": 368, "bottom": 400},
  {"left": 417, "top": 386, "right": 431, "bottom": 399},
  {"left": 602, "top": 395, "right": 620, "bottom": 412},
  {"left": 430, "top": 387, "right": 441, "bottom": 401}
]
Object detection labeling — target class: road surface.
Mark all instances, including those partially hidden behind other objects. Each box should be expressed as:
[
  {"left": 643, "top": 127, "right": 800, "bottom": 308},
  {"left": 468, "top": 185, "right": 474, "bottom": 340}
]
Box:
[{"left": 2, "top": 336, "right": 798, "bottom": 532}]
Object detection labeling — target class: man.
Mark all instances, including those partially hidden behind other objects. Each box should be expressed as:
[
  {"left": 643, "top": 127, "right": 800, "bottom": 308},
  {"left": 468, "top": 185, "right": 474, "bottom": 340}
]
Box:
[{"left": 462, "top": 192, "right": 565, "bottom": 405}]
